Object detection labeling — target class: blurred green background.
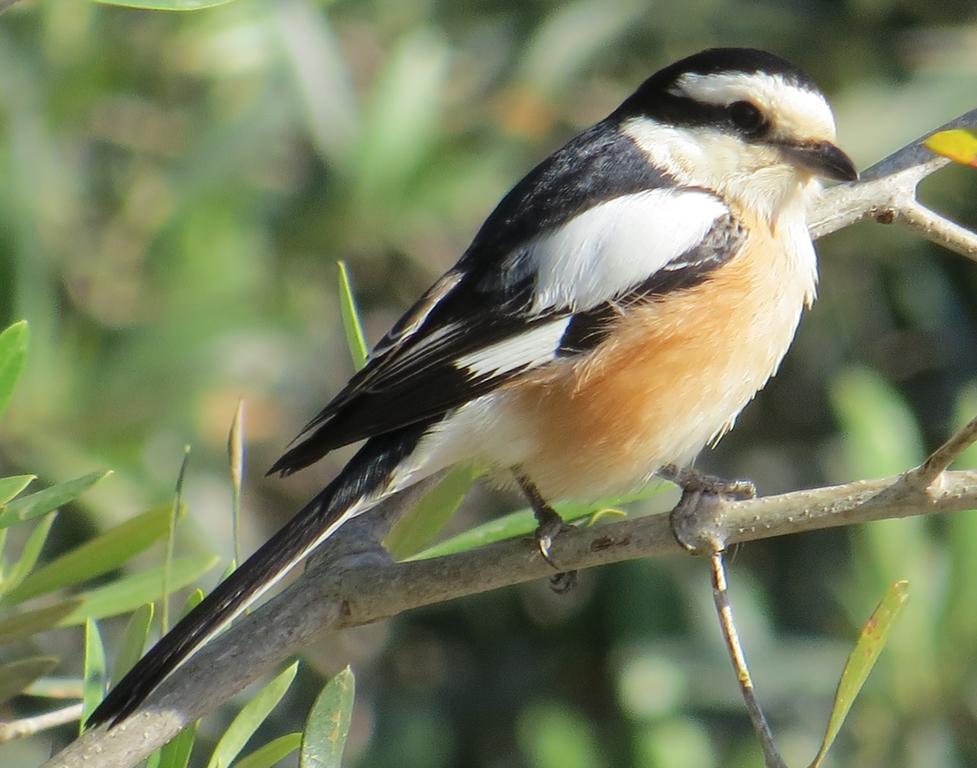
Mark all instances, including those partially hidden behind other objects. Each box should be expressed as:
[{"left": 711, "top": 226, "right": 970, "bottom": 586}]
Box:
[{"left": 3, "top": 0, "right": 977, "bottom": 766}]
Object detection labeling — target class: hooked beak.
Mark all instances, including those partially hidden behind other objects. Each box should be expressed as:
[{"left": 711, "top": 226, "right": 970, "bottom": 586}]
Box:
[{"left": 779, "top": 140, "right": 858, "bottom": 182}]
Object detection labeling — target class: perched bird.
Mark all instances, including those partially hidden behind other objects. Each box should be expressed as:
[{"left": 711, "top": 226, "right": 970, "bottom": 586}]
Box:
[{"left": 89, "top": 47, "right": 856, "bottom": 727}]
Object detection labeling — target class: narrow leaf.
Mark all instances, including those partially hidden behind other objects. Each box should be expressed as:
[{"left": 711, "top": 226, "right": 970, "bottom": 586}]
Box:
[
  {"left": 0, "top": 321, "right": 28, "bottom": 419},
  {"left": 4, "top": 504, "right": 183, "bottom": 604},
  {"left": 93, "top": 0, "right": 237, "bottom": 9},
  {"left": 301, "top": 666, "right": 355, "bottom": 768},
  {"left": 337, "top": 261, "right": 368, "bottom": 370},
  {"left": 235, "top": 733, "right": 302, "bottom": 768},
  {"left": 809, "top": 580, "right": 910, "bottom": 768},
  {"left": 404, "top": 486, "right": 662, "bottom": 561},
  {"left": 58, "top": 555, "right": 219, "bottom": 626},
  {"left": 0, "top": 556, "right": 218, "bottom": 636},
  {"left": 112, "top": 603, "right": 155, "bottom": 685},
  {"left": 81, "top": 618, "right": 107, "bottom": 732},
  {"left": 3, "top": 512, "right": 58, "bottom": 596},
  {"left": 0, "top": 656, "right": 59, "bottom": 705},
  {"left": 0, "top": 471, "right": 111, "bottom": 529},
  {"left": 163, "top": 447, "right": 191, "bottom": 635},
  {"left": 181, "top": 588, "right": 205, "bottom": 616},
  {"left": 0, "top": 600, "right": 83, "bottom": 645},
  {"left": 386, "top": 465, "right": 476, "bottom": 559},
  {"left": 0, "top": 475, "right": 35, "bottom": 505},
  {"left": 206, "top": 662, "right": 299, "bottom": 768},
  {"left": 157, "top": 723, "right": 199, "bottom": 768},
  {"left": 24, "top": 676, "right": 84, "bottom": 699},
  {"left": 228, "top": 400, "right": 245, "bottom": 569},
  {"left": 924, "top": 129, "right": 977, "bottom": 169}
]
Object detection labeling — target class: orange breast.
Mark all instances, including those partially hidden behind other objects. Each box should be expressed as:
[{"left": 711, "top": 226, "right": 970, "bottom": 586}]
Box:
[{"left": 506, "top": 211, "right": 814, "bottom": 501}]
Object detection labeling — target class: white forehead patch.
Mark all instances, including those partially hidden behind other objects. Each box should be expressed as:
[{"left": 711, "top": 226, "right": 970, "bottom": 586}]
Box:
[{"left": 671, "top": 71, "right": 836, "bottom": 141}]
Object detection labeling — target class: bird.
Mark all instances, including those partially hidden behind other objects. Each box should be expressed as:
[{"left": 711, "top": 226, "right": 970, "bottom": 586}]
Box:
[{"left": 88, "top": 47, "right": 857, "bottom": 728}]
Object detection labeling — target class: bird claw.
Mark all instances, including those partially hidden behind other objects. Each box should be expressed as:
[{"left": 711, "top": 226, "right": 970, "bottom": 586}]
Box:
[
  {"left": 533, "top": 518, "right": 578, "bottom": 592},
  {"left": 660, "top": 464, "right": 756, "bottom": 554}
]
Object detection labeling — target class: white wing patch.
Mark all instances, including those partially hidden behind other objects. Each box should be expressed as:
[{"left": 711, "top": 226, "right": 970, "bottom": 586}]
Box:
[
  {"left": 454, "top": 318, "right": 571, "bottom": 378},
  {"left": 528, "top": 189, "right": 728, "bottom": 313}
]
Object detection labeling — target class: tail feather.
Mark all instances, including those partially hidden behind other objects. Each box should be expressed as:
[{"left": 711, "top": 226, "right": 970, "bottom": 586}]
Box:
[{"left": 87, "top": 423, "right": 431, "bottom": 729}]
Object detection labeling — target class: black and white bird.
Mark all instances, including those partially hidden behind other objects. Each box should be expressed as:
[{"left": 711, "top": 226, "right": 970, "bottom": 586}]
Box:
[{"left": 89, "top": 47, "right": 856, "bottom": 727}]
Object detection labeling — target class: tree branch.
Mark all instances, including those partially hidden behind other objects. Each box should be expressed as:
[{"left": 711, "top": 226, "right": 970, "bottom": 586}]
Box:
[
  {"left": 41, "top": 105, "right": 977, "bottom": 768},
  {"left": 43, "top": 465, "right": 977, "bottom": 768},
  {"left": 809, "top": 105, "right": 977, "bottom": 261}
]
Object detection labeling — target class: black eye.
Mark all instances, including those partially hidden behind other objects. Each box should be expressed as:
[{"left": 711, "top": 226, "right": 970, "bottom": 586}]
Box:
[{"left": 728, "top": 101, "right": 766, "bottom": 135}]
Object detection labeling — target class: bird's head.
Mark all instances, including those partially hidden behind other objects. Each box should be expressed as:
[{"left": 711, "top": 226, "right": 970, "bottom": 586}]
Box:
[{"left": 616, "top": 48, "right": 857, "bottom": 221}]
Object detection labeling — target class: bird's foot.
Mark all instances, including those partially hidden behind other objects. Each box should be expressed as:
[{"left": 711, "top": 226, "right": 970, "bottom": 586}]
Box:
[
  {"left": 659, "top": 464, "right": 756, "bottom": 554},
  {"left": 533, "top": 514, "right": 579, "bottom": 593},
  {"left": 515, "top": 473, "right": 579, "bottom": 592}
]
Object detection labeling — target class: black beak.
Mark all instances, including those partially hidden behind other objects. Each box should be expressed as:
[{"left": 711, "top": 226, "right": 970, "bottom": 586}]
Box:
[{"left": 780, "top": 140, "right": 858, "bottom": 182}]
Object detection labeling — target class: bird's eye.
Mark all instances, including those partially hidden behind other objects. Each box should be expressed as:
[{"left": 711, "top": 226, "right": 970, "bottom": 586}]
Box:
[{"left": 728, "top": 101, "right": 766, "bottom": 135}]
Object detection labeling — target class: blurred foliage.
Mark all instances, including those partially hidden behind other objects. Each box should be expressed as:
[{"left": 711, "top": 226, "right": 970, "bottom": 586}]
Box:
[{"left": 1, "top": 1, "right": 977, "bottom": 767}]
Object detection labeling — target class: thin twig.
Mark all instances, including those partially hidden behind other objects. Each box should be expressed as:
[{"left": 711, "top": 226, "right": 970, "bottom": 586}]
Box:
[
  {"left": 809, "top": 106, "right": 977, "bottom": 264},
  {"left": 709, "top": 552, "right": 786, "bottom": 768},
  {"left": 898, "top": 201, "right": 977, "bottom": 262},
  {"left": 908, "top": 413, "right": 977, "bottom": 488},
  {"left": 0, "top": 704, "right": 82, "bottom": 743}
]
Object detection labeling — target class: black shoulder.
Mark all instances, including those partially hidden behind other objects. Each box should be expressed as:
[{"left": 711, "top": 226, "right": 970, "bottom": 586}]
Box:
[{"left": 464, "top": 119, "right": 677, "bottom": 260}]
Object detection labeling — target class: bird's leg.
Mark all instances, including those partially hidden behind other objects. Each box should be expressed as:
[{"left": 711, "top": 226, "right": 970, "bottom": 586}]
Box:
[
  {"left": 658, "top": 464, "right": 756, "bottom": 554},
  {"left": 515, "top": 473, "right": 578, "bottom": 593}
]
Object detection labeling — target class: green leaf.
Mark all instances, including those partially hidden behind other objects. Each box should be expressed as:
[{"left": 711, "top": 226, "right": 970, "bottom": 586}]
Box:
[
  {"left": 181, "top": 587, "right": 205, "bottom": 616},
  {"left": 163, "top": 446, "right": 192, "bottom": 635},
  {"left": 24, "top": 676, "right": 83, "bottom": 699},
  {"left": 81, "top": 618, "right": 107, "bottom": 732},
  {"left": 404, "top": 481, "right": 670, "bottom": 561},
  {"left": 337, "top": 261, "right": 368, "bottom": 371},
  {"left": 62, "top": 555, "right": 219, "bottom": 626},
  {"left": 206, "top": 662, "right": 299, "bottom": 768},
  {"left": 406, "top": 483, "right": 664, "bottom": 560},
  {"left": 0, "top": 475, "right": 35, "bottom": 505},
  {"left": 228, "top": 399, "right": 245, "bottom": 569},
  {"left": 92, "top": 0, "right": 237, "bottom": 9},
  {"left": 0, "top": 555, "right": 219, "bottom": 632},
  {"left": 4, "top": 504, "right": 182, "bottom": 604},
  {"left": 235, "top": 733, "right": 302, "bottom": 768},
  {"left": 0, "top": 471, "right": 111, "bottom": 529},
  {"left": 0, "top": 600, "right": 83, "bottom": 645},
  {"left": 301, "top": 666, "right": 355, "bottom": 768},
  {"left": 809, "top": 580, "right": 910, "bottom": 768},
  {"left": 0, "top": 656, "right": 59, "bottom": 705},
  {"left": 112, "top": 603, "right": 155, "bottom": 685},
  {"left": 2, "top": 512, "right": 58, "bottom": 596},
  {"left": 386, "top": 466, "right": 476, "bottom": 560},
  {"left": 0, "top": 321, "right": 28, "bottom": 419},
  {"left": 156, "top": 723, "right": 199, "bottom": 768}
]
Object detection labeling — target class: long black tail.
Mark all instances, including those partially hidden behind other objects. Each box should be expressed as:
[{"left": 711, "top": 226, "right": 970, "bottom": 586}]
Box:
[{"left": 87, "top": 424, "right": 429, "bottom": 728}]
